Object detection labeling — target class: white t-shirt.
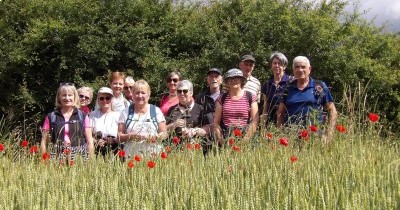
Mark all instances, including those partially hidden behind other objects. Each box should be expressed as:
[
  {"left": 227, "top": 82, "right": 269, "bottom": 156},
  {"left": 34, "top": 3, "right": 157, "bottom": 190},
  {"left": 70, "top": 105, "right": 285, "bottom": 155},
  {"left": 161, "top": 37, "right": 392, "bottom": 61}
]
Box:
[
  {"left": 119, "top": 104, "right": 165, "bottom": 158},
  {"left": 89, "top": 110, "right": 120, "bottom": 139}
]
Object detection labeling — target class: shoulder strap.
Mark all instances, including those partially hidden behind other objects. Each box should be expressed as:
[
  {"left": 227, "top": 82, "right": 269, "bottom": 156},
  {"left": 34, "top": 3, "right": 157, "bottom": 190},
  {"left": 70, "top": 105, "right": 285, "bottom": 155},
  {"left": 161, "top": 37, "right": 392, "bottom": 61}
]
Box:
[
  {"left": 76, "top": 109, "right": 85, "bottom": 129},
  {"left": 245, "top": 91, "right": 253, "bottom": 124},
  {"left": 149, "top": 104, "right": 158, "bottom": 129},
  {"left": 125, "top": 103, "right": 135, "bottom": 129},
  {"left": 221, "top": 92, "right": 228, "bottom": 105}
]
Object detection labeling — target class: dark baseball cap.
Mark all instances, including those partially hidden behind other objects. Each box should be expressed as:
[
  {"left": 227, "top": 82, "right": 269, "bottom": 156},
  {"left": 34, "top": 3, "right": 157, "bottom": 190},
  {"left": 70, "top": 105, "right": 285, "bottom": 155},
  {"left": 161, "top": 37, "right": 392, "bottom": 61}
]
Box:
[
  {"left": 207, "top": 68, "right": 222, "bottom": 75},
  {"left": 241, "top": 54, "right": 256, "bottom": 63}
]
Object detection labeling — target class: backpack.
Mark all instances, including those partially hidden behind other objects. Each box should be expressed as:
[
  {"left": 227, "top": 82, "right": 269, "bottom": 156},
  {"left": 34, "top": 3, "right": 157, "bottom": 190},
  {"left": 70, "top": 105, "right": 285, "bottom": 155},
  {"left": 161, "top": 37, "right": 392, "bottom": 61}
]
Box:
[
  {"left": 125, "top": 104, "right": 158, "bottom": 130},
  {"left": 48, "top": 109, "right": 85, "bottom": 144}
]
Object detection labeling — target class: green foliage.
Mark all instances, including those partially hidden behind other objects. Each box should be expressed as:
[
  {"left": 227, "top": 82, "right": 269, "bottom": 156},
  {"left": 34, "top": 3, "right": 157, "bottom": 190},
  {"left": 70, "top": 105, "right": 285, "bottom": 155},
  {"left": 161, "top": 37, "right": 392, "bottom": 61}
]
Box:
[{"left": 0, "top": 0, "right": 400, "bottom": 132}]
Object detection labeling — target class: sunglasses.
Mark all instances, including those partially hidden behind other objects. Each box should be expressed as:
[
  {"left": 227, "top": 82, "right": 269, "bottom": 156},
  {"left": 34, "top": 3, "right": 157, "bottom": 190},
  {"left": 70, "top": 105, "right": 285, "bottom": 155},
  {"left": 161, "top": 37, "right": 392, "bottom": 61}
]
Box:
[
  {"left": 123, "top": 86, "right": 133, "bottom": 90},
  {"left": 79, "top": 94, "right": 90, "bottom": 100},
  {"left": 99, "top": 96, "right": 111, "bottom": 101},
  {"left": 177, "top": 89, "right": 189, "bottom": 94},
  {"left": 167, "top": 78, "right": 179, "bottom": 83},
  {"left": 60, "top": 82, "right": 75, "bottom": 87}
]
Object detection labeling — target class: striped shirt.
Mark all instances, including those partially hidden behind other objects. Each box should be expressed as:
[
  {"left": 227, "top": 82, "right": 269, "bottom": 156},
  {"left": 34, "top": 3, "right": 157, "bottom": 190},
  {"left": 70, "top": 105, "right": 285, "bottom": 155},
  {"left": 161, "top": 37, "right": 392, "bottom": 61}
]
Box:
[{"left": 217, "top": 92, "right": 257, "bottom": 127}]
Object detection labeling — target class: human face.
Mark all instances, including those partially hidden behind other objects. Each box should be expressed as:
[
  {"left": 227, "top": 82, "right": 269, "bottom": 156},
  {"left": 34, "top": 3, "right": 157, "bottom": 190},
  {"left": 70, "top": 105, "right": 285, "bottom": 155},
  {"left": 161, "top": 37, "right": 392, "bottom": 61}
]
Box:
[
  {"left": 78, "top": 90, "right": 92, "bottom": 106},
  {"left": 123, "top": 82, "right": 134, "bottom": 101},
  {"left": 239, "top": 60, "right": 255, "bottom": 78},
  {"left": 207, "top": 72, "right": 222, "bottom": 90},
  {"left": 177, "top": 86, "right": 192, "bottom": 105},
  {"left": 59, "top": 90, "right": 75, "bottom": 108},
  {"left": 133, "top": 86, "right": 149, "bottom": 105},
  {"left": 97, "top": 93, "right": 112, "bottom": 110},
  {"left": 110, "top": 78, "right": 124, "bottom": 97},
  {"left": 271, "top": 58, "right": 285, "bottom": 77},
  {"left": 167, "top": 75, "right": 180, "bottom": 92},
  {"left": 293, "top": 60, "right": 311, "bottom": 80},
  {"left": 227, "top": 77, "right": 242, "bottom": 90}
]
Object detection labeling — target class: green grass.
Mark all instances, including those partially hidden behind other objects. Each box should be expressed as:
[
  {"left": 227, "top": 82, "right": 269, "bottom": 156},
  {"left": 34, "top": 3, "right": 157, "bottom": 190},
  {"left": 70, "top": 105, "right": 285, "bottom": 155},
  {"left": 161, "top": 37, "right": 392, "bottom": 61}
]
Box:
[{"left": 0, "top": 130, "right": 399, "bottom": 209}]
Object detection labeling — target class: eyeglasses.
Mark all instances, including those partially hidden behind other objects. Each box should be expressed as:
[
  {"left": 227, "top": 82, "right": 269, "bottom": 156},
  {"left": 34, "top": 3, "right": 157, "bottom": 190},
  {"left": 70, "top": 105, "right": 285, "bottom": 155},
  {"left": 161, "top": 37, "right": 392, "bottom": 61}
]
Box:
[
  {"left": 99, "top": 96, "right": 111, "bottom": 101},
  {"left": 79, "top": 94, "right": 90, "bottom": 100},
  {"left": 167, "top": 78, "right": 179, "bottom": 83},
  {"left": 60, "top": 82, "right": 75, "bottom": 87},
  {"left": 123, "top": 86, "right": 133, "bottom": 90},
  {"left": 177, "top": 89, "right": 189, "bottom": 94}
]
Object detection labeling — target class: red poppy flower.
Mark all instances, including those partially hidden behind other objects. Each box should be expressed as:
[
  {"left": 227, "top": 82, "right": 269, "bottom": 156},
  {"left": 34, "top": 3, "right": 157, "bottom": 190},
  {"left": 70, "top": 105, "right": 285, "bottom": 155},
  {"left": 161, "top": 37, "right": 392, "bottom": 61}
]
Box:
[
  {"left": 300, "top": 130, "right": 309, "bottom": 139},
  {"left": 63, "top": 148, "right": 71, "bottom": 155},
  {"left": 368, "top": 113, "right": 379, "bottom": 122},
  {"left": 228, "top": 138, "right": 234, "bottom": 146},
  {"left": 172, "top": 137, "right": 180, "bottom": 145},
  {"left": 233, "top": 129, "right": 242, "bottom": 137},
  {"left": 336, "top": 124, "right": 346, "bottom": 133},
  {"left": 29, "top": 146, "right": 38, "bottom": 154},
  {"left": 266, "top": 132, "right": 273, "bottom": 140},
  {"left": 290, "top": 156, "right": 298, "bottom": 163},
  {"left": 149, "top": 137, "right": 156, "bottom": 143},
  {"left": 194, "top": 143, "right": 201, "bottom": 150},
  {"left": 165, "top": 146, "right": 171, "bottom": 153},
  {"left": 21, "top": 140, "right": 29, "bottom": 147},
  {"left": 310, "top": 125, "right": 318, "bottom": 132},
  {"left": 117, "top": 150, "right": 125, "bottom": 157},
  {"left": 232, "top": 145, "right": 240, "bottom": 152},
  {"left": 186, "top": 143, "right": 192, "bottom": 150},
  {"left": 127, "top": 161, "right": 134, "bottom": 168},
  {"left": 0, "top": 143, "right": 4, "bottom": 152},
  {"left": 147, "top": 160, "right": 156, "bottom": 168},
  {"left": 42, "top": 152, "right": 50, "bottom": 160},
  {"left": 134, "top": 155, "right": 141, "bottom": 162},
  {"left": 161, "top": 152, "right": 168, "bottom": 159},
  {"left": 69, "top": 160, "right": 75, "bottom": 166},
  {"left": 279, "top": 138, "right": 289, "bottom": 147}
]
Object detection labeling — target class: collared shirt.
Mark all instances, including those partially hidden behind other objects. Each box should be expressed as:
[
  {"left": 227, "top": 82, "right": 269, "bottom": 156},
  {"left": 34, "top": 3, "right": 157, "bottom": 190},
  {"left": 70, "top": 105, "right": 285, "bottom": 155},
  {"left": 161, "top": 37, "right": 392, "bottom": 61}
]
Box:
[{"left": 243, "top": 75, "right": 261, "bottom": 103}]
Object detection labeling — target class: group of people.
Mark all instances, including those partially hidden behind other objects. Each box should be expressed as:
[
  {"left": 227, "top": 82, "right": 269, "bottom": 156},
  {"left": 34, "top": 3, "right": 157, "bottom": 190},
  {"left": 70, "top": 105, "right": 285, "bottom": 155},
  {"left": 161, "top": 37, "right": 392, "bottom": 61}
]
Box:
[{"left": 40, "top": 52, "right": 337, "bottom": 161}]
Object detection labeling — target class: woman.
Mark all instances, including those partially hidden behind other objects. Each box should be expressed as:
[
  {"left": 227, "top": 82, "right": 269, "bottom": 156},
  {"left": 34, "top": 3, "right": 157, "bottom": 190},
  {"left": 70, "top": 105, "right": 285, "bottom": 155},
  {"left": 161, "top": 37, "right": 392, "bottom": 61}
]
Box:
[
  {"left": 261, "top": 52, "right": 293, "bottom": 127},
  {"left": 40, "top": 83, "right": 94, "bottom": 160},
  {"left": 109, "top": 71, "right": 130, "bottom": 112},
  {"left": 159, "top": 71, "right": 181, "bottom": 116},
  {"left": 123, "top": 76, "right": 135, "bottom": 103},
  {"left": 166, "top": 80, "right": 209, "bottom": 144},
  {"left": 77, "top": 86, "right": 94, "bottom": 114},
  {"left": 89, "top": 87, "right": 121, "bottom": 157},
  {"left": 214, "top": 69, "right": 259, "bottom": 145},
  {"left": 118, "top": 80, "right": 168, "bottom": 158}
]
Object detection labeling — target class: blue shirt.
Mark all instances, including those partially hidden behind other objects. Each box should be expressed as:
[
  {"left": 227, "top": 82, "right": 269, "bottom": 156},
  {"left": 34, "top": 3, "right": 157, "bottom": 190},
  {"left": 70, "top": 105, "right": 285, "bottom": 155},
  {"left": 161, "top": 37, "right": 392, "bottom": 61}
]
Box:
[{"left": 281, "top": 77, "right": 334, "bottom": 125}]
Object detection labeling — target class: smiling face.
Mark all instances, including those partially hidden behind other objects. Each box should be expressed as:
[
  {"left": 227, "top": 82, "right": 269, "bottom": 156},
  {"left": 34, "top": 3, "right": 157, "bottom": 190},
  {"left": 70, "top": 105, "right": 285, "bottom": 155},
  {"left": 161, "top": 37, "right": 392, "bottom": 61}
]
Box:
[
  {"left": 207, "top": 72, "right": 222, "bottom": 90},
  {"left": 110, "top": 78, "right": 124, "bottom": 97},
  {"left": 97, "top": 93, "right": 112, "bottom": 110},
  {"left": 227, "top": 77, "right": 243, "bottom": 90},
  {"left": 166, "top": 74, "right": 180, "bottom": 92},
  {"left": 78, "top": 90, "right": 92, "bottom": 106},
  {"left": 59, "top": 89, "right": 76, "bottom": 108},
  {"left": 123, "top": 81, "right": 135, "bottom": 101},
  {"left": 133, "top": 84, "right": 150, "bottom": 106},
  {"left": 293, "top": 59, "right": 311, "bottom": 80},
  {"left": 271, "top": 57, "right": 286, "bottom": 77},
  {"left": 177, "top": 85, "right": 193, "bottom": 105},
  {"left": 239, "top": 60, "right": 255, "bottom": 78}
]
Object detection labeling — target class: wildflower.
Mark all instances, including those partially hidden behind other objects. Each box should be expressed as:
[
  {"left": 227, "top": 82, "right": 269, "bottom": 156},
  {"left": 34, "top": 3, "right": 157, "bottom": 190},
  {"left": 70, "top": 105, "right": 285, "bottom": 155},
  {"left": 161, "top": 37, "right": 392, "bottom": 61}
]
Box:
[
  {"left": 134, "top": 155, "right": 141, "bottom": 162},
  {"left": 63, "top": 148, "right": 71, "bottom": 155},
  {"left": 279, "top": 138, "right": 289, "bottom": 147},
  {"left": 266, "top": 132, "right": 273, "bottom": 140},
  {"left": 165, "top": 146, "right": 171, "bottom": 153},
  {"left": 233, "top": 129, "right": 242, "bottom": 137},
  {"left": 117, "top": 150, "right": 125, "bottom": 158},
  {"left": 29, "top": 146, "right": 38, "bottom": 154},
  {"left": 228, "top": 138, "right": 234, "bottom": 146},
  {"left": 194, "top": 143, "right": 201, "bottom": 150},
  {"left": 127, "top": 161, "right": 134, "bottom": 168},
  {"left": 21, "top": 140, "right": 29, "bottom": 147},
  {"left": 161, "top": 152, "right": 168, "bottom": 159},
  {"left": 42, "top": 152, "right": 50, "bottom": 161},
  {"left": 186, "top": 143, "right": 192, "bottom": 150},
  {"left": 0, "top": 143, "right": 4, "bottom": 152},
  {"left": 290, "top": 156, "right": 298, "bottom": 163},
  {"left": 232, "top": 145, "right": 240, "bottom": 152},
  {"left": 149, "top": 137, "right": 156, "bottom": 143},
  {"left": 147, "top": 160, "right": 156, "bottom": 168},
  {"left": 336, "top": 124, "right": 346, "bottom": 133},
  {"left": 172, "top": 137, "right": 180, "bottom": 145},
  {"left": 69, "top": 161, "right": 75, "bottom": 166},
  {"left": 310, "top": 125, "right": 318, "bottom": 132},
  {"left": 368, "top": 113, "right": 379, "bottom": 122},
  {"left": 300, "top": 130, "right": 309, "bottom": 140}
]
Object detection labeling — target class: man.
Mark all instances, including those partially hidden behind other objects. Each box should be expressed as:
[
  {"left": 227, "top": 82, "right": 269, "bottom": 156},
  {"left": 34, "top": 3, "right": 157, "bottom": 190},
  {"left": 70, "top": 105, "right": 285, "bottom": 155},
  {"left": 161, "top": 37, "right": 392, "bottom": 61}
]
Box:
[
  {"left": 195, "top": 68, "right": 223, "bottom": 155},
  {"left": 277, "top": 56, "right": 337, "bottom": 139},
  {"left": 239, "top": 54, "right": 261, "bottom": 103}
]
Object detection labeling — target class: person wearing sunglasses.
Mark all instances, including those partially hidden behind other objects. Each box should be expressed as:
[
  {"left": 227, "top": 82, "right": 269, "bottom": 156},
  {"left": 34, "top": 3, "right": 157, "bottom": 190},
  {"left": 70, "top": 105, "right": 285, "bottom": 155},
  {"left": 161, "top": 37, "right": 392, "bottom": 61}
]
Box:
[
  {"left": 166, "top": 80, "right": 209, "bottom": 146},
  {"left": 77, "top": 86, "right": 94, "bottom": 114},
  {"left": 118, "top": 80, "right": 168, "bottom": 158},
  {"left": 89, "top": 87, "right": 122, "bottom": 157},
  {"left": 123, "top": 76, "right": 135, "bottom": 103},
  {"left": 159, "top": 71, "right": 181, "bottom": 116},
  {"left": 41, "top": 83, "right": 94, "bottom": 161},
  {"left": 214, "top": 69, "right": 259, "bottom": 146}
]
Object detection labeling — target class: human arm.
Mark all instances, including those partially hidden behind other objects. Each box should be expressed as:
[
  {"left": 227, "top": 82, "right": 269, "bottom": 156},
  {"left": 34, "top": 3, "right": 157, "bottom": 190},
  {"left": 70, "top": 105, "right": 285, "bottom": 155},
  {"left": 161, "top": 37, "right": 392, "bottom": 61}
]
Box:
[
  {"left": 276, "top": 102, "right": 286, "bottom": 128},
  {"left": 260, "top": 93, "right": 268, "bottom": 126},
  {"left": 213, "top": 101, "right": 223, "bottom": 145},
  {"left": 244, "top": 101, "right": 259, "bottom": 141},
  {"left": 40, "top": 116, "right": 50, "bottom": 154},
  {"left": 85, "top": 127, "right": 94, "bottom": 158},
  {"left": 324, "top": 102, "right": 337, "bottom": 138}
]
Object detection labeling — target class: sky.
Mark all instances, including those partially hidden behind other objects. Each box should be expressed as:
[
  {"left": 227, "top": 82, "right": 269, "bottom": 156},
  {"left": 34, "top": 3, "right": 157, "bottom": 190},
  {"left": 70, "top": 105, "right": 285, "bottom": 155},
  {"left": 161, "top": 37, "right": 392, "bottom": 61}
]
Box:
[{"left": 344, "top": 0, "right": 400, "bottom": 33}]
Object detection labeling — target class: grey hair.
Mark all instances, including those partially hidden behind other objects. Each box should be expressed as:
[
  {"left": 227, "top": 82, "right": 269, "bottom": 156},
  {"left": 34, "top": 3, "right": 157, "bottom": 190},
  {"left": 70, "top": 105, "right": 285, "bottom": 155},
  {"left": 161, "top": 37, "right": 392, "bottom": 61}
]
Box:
[
  {"left": 77, "top": 86, "right": 94, "bottom": 99},
  {"left": 125, "top": 76, "right": 135, "bottom": 84},
  {"left": 269, "top": 52, "right": 288, "bottom": 68},
  {"left": 177, "top": 80, "right": 193, "bottom": 93},
  {"left": 292, "top": 56, "right": 310, "bottom": 67}
]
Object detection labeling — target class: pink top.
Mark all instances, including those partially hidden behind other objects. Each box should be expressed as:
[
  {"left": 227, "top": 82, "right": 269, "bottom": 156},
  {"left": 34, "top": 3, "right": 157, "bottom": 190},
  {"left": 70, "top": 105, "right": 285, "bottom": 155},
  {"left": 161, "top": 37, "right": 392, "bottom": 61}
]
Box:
[
  {"left": 42, "top": 114, "right": 90, "bottom": 146},
  {"left": 160, "top": 95, "right": 179, "bottom": 116},
  {"left": 217, "top": 93, "right": 257, "bottom": 127}
]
